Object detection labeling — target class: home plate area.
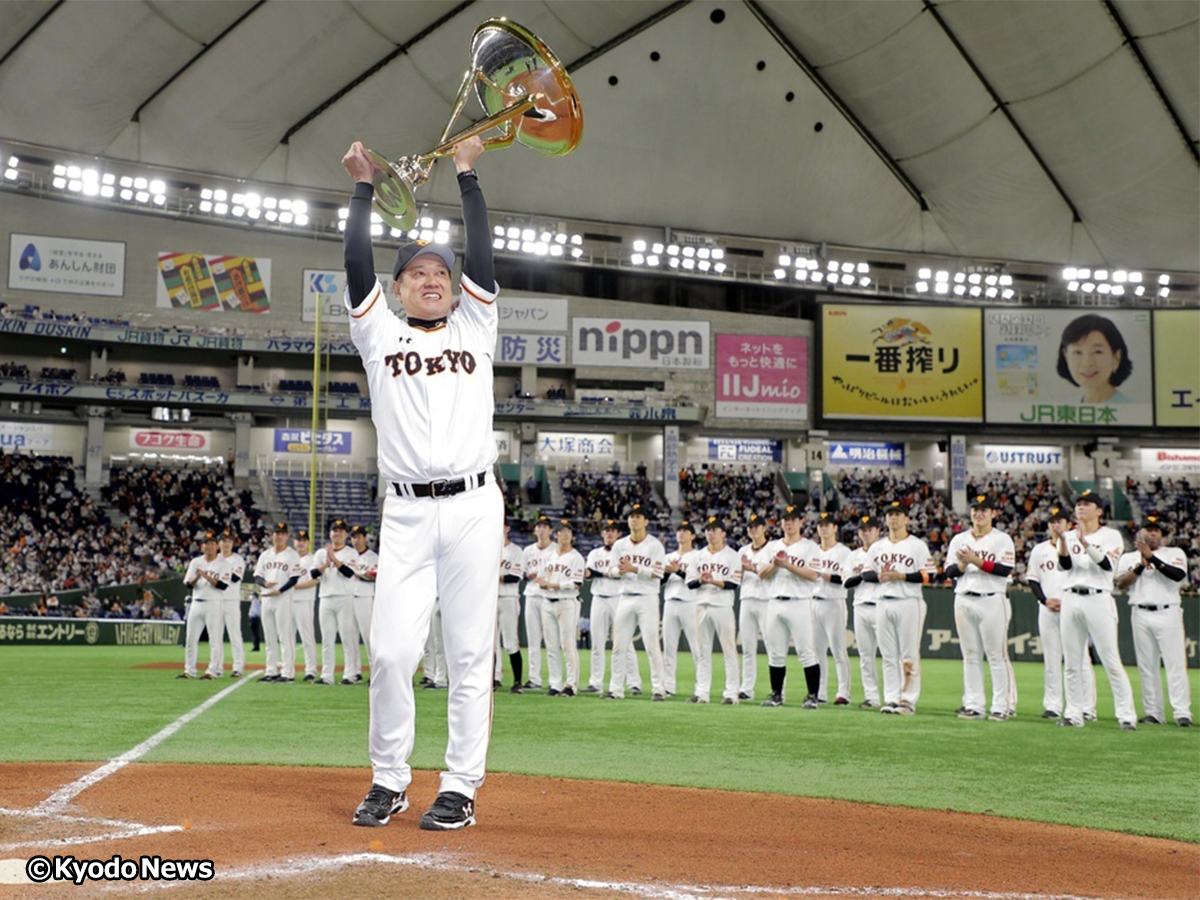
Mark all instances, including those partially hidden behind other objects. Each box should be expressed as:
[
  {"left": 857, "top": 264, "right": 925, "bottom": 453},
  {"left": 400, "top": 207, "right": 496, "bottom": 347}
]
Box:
[{"left": 0, "top": 763, "right": 1193, "bottom": 899}]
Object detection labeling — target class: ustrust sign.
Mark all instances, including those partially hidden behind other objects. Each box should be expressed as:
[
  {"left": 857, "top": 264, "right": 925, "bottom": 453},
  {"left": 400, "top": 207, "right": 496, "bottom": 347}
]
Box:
[{"left": 572, "top": 318, "right": 710, "bottom": 369}]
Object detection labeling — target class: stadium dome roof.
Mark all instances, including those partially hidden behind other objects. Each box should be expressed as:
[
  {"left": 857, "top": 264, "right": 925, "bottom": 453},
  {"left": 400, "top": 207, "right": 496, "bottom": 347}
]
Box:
[{"left": 1, "top": 0, "right": 1196, "bottom": 272}]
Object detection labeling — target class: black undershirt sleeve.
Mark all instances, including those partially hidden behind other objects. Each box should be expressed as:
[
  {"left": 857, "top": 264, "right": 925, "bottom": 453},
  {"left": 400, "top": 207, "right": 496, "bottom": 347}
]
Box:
[
  {"left": 502, "top": 574, "right": 522, "bottom": 584},
  {"left": 1029, "top": 580, "right": 1047, "bottom": 604},
  {"left": 337, "top": 564, "right": 356, "bottom": 579},
  {"left": 458, "top": 171, "right": 496, "bottom": 291},
  {"left": 904, "top": 571, "right": 924, "bottom": 584},
  {"left": 1097, "top": 557, "right": 1112, "bottom": 571},
  {"left": 990, "top": 562, "right": 1014, "bottom": 578},
  {"left": 860, "top": 571, "right": 879, "bottom": 583},
  {"left": 1151, "top": 558, "right": 1187, "bottom": 582},
  {"left": 310, "top": 568, "right": 322, "bottom": 579},
  {"left": 1058, "top": 554, "right": 1073, "bottom": 570},
  {"left": 278, "top": 576, "right": 299, "bottom": 593},
  {"left": 214, "top": 580, "right": 228, "bottom": 591},
  {"left": 344, "top": 182, "right": 376, "bottom": 308},
  {"left": 844, "top": 574, "right": 862, "bottom": 589},
  {"left": 229, "top": 572, "right": 241, "bottom": 584},
  {"left": 943, "top": 564, "right": 963, "bottom": 580},
  {"left": 254, "top": 575, "right": 268, "bottom": 587}
]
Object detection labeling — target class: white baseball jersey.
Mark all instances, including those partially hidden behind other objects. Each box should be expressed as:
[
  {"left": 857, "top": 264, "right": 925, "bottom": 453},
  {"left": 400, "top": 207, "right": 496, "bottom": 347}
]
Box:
[
  {"left": 945, "top": 528, "right": 1015, "bottom": 595},
  {"left": 542, "top": 547, "right": 585, "bottom": 601},
  {"left": 1117, "top": 548, "right": 1187, "bottom": 607},
  {"left": 588, "top": 544, "right": 624, "bottom": 598},
  {"left": 346, "top": 274, "right": 498, "bottom": 483},
  {"left": 185, "top": 555, "right": 224, "bottom": 602},
  {"left": 523, "top": 542, "right": 555, "bottom": 600},
  {"left": 294, "top": 552, "right": 317, "bottom": 602},
  {"left": 663, "top": 548, "right": 700, "bottom": 601},
  {"left": 737, "top": 542, "right": 774, "bottom": 601},
  {"left": 1026, "top": 540, "right": 1066, "bottom": 602},
  {"left": 214, "top": 551, "right": 245, "bottom": 601},
  {"left": 612, "top": 534, "right": 666, "bottom": 596},
  {"left": 814, "top": 542, "right": 852, "bottom": 601},
  {"left": 351, "top": 548, "right": 379, "bottom": 598},
  {"left": 869, "top": 534, "right": 934, "bottom": 600},
  {"left": 846, "top": 546, "right": 881, "bottom": 605},
  {"left": 499, "top": 541, "right": 524, "bottom": 598},
  {"left": 692, "top": 545, "right": 743, "bottom": 607},
  {"left": 761, "top": 537, "right": 820, "bottom": 599},
  {"left": 255, "top": 547, "right": 302, "bottom": 595},
  {"left": 1057, "top": 527, "right": 1124, "bottom": 592},
  {"left": 313, "top": 546, "right": 358, "bottom": 596}
]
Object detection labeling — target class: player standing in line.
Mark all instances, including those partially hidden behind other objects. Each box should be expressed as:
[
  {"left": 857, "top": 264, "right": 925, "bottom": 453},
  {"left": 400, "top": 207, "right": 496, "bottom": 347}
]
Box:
[
  {"left": 1055, "top": 491, "right": 1137, "bottom": 730},
  {"left": 496, "top": 523, "right": 525, "bottom": 692},
  {"left": 1027, "top": 507, "right": 1096, "bottom": 720},
  {"left": 812, "top": 512, "right": 853, "bottom": 706},
  {"left": 689, "top": 517, "right": 743, "bottom": 704},
  {"left": 179, "top": 531, "right": 224, "bottom": 679},
  {"left": 863, "top": 502, "right": 933, "bottom": 715},
  {"left": 538, "top": 520, "right": 585, "bottom": 697},
  {"left": 1115, "top": 516, "right": 1192, "bottom": 727},
  {"left": 313, "top": 519, "right": 360, "bottom": 686},
  {"left": 292, "top": 529, "right": 320, "bottom": 682},
  {"left": 843, "top": 516, "right": 882, "bottom": 708},
  {"left": 349, "top": 525, "right": 378, "bottom": 683},
  {"left": 944, "top": 495, "right": 1017, "bottom": 720},
  {"left": 254, "top": 523, "right": 302, "bottom": 683},
  {"left": 736, "top": 514, "right": 772, "bottom": 701},
  {"left": 521, "top": 516, "right": 554, "bottom": 691},
  {"left": 343, "top": 136, "right": 502, "bottom": 830},
  {"left": 758, "top": 506, "right": 821, "bottom": 708},
  {"left": 607, "top": 504, "right": 667, "bottom": 701},
  {"left": 586, "top": 519, "right": 641, "bottom": 694},
  {"left": 662, "top": 520, "right": 701, "bottom": 698},
  {"left": 212, "top": 529, "right": 247, "bottom": 678}
]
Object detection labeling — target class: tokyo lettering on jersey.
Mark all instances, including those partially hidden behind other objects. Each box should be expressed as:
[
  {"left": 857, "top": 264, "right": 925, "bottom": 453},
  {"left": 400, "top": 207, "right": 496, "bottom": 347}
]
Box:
[
  {"left": 499, "top": 542, "right": 524, "bottom": 598},
  {"left": 1117, "top": 547, "right": 1187, "bottom": 607},
  {"left": 345, "top": 272, "right": 498, "bottom": 484},
  {"left": 586, "top": 545, "right": 623, "bottom": 598},
  {"left": 313, "top": 547, "right": 358, "bottom": 597},
  {"left": 663, "top": 548, "right": 700, "bottom": 602},
  {"left": 215, "top": 552, "right": 245, "bottom": 601},
  {"left": 255, "top": 547, "right": 302, "bottom": 594},
  {"left": 761, "top": 537, "right": 820, "bottom": 599},
  {"left": 945, "top": 528, "right": 1015, "bottom": 595},
  {"left": 1057, "top": 527, "right": 1124, "bottom": 592},
  {"left": 1026, "top": 540, "right": 1066, "bottom": 602},
  {"left": 692, "top": 545, "right": 743, "bottom": 606},
  {"left": 185, "top": 556, "right": 224, "bottom": 602},
  {"left": 542, "top": 548, "right": 585, "bottom": 601},
  {"left": 814, "top": 542, "right": 852, "bottom": 601},
  {"left": 523, "top": 543, "right": 555, "bottom": 599},
  {"left": 868, "top": 534, "right": 934, "bottom": 600},
  {"left": 352, "top": 548, "right": 379, "bottom": 598},
  {"left": 612, "top": 534, "right": 666, "bottom": 596}
]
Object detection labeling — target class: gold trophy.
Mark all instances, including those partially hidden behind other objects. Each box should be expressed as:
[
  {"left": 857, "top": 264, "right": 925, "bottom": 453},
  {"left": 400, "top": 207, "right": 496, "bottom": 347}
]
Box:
[{"left": 366, "top": 18, "right": 583, "bottom": 231}]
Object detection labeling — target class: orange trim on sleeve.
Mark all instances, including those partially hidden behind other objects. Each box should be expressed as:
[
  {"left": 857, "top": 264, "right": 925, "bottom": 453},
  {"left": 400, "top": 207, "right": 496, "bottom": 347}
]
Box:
[
  {"left": 461, "top": 280, "right": 495, "bottom": 305},
  {"left": 350, "top": 283, "right": 382, "bottom": 319}
]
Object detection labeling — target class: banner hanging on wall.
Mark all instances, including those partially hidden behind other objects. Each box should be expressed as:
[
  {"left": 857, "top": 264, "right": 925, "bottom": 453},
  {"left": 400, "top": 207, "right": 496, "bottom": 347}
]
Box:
[
  {"left": 715, "top": 334, "right": 808, "bottom": 421},
  {"left": 130, "top": 429, "right": 211, "bottom": 451},
  {"left": 1153, "top": 310, "right": 1200, "bottom": 428},
  {"left": 0, "top": 421, "right": 55, "bottom": 450},
  {"left": 821, "top": 304, "right": 983, "bottom": 421},
  {"left": 981, "top": 444, "right": 1064, "bottom": 471},
  {"left": 707, "top": 437, "right": 782, "bottom": 462},
  {"left": 157, "top": 253, "right": 271, "bottom": 313},
  {"left": 8, "top": 233, "right": 126, "bottom": 297},
  {"left": 572, "top": 318, "right": 710, "bottom": 369},
  {"left": 273, "top": 429, "right": 352, "bottom": 455},
  {"left": 301, "top": 269, "right": 391, "bottom": 324},
  {"left": 984, "top": 309, "right": 1153, "bottom": 426}
]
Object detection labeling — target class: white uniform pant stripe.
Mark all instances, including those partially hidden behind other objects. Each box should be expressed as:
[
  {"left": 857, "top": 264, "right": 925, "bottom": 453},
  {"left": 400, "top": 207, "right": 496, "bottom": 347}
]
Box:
[
  {"left": 1038, "top": 604, "right": 1095, "bottom": 717},
  {"left": 737, "top": 598, "right": 769, "bottom": 696},
  {"left": 590, "top": 595, "right": 640, "bottom": 691},
  {"left": 954, "top": 594, "right": 1016, "bottom": 715},
  {"left": 609, "top": 594, "right": 664, "bottom": 697},
  {"left": 662, "top": 599, "right": 699, "bottom": 696},
  {"left": 262, "top": 596, "right": 295, "bottom": 679},
  {"left": 293, "top": 599, "right": 318, "bottom": 677},
  {"left": 369, "top": 487, "right": 502, "bottom": 799},
  {"left": 1132, "top": 606, "right": 1192, "bottom": 722},
  {"left": 1061, "top": 593, "right": 1136, "bottom": 724},
  {"left": 812, "top": 597, "right": 852, "bottom": 702},
  {"left": 541, "top": 599, "right": 580, "bottom": 691},
  {"left": 852, "top": 604, "right": 881, "bottom": 705},
  {"left": 320, "top": 595, "right": 359, "bottom": 682},
  {"left": 695, "top": 604, "right": 739, "bottom": 702}
]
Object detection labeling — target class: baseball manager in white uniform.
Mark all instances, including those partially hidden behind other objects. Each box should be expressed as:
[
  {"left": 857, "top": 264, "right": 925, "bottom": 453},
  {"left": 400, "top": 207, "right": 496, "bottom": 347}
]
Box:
[{"left": 342, "top": 136, "right": 501, "bottom": 830}]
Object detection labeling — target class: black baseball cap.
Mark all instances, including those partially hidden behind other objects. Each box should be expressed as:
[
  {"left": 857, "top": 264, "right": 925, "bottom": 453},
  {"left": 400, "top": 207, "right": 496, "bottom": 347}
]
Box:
[
  {"left": 857, "top": 515, "right": 880, "bottom": 530},
  {"left": 677, "top": 520, "right": 695, "bottom": 533},
  {"left": 350, "top": 525, "right": 369, "bottom": 537},
  {"left": 781, "top": 505, "right": 801, "bottom": 520},
  {"left": 218, "top": 529, "right": 236, "bottom": 540},
  {"left": 884, "top": 501, "right": 907, "bottom": 516},
  {"left": 555, "top": 518, "right": 573, "bottom": 533},
  {"left": 534, "top": 515, "right": 552, "bottom": 527},
  {"left": 1140, "top": 514, "right": 1167, "bottom": 532},
  {"left": 296, "top": 529, "right": 311, "bottom": 541},
  {"left": 1047, "top": 506, "right": 1072, "bottom": 523},
  {"left": 704, "top": 515, "right": 726, "bottom": 531},
  {"left": 601, "top": 519, "right": 620, "bottom": 531},
  {"left": 393, "top": 240, "right": 455, "bottom": 280},
  {"left": 272, "top": 522, "right": 289, "bottom": 534},
  {"left": 628, "top": 504, "right": 648, "bottom": 518},
  {"left": 329, "top": 519, "right": 349, "bottom": 532},
  {"left": 816, "top": 511, "right": 837, "bottom": 525},
  {"left": 1074, "top": 490, "right": 1105, "bottom": 508},
  {"left": 200, "top": 530, "right": 218, "bottom": 543},
  {"left": 747, "top": 514, "right": 765, "bottom": 527},
  {"left": 970, "top": 494, "right": 998, "bottom": 510}
]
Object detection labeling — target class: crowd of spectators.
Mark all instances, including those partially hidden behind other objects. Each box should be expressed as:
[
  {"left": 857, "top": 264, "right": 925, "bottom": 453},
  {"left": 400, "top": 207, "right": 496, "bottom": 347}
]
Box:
[
  {"left": 544, "top": 385, "right": 569, "bottom": 400},
  {"left": 90, "top": 368, "right": 128, "bottom": 385},
  {"left": 0, "top": 588, "right": 182, "bottom": 620},
  {"left": 40, "top": 366, "right": 78, "bottom": 382},
  {"left": 0, "top": 362, "right": 30, "bottom": 380},
  {"left": 560, "top": 469, "right": 667, "bottom": 533},
  {"left": 678, "top": 465, "right": 778, "bottom": 536}
]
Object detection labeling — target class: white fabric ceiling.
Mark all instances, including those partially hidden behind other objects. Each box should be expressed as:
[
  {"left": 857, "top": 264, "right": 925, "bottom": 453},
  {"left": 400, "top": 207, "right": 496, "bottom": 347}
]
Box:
[{"left": 1, "top": 0, "right": 1196, "bottom": 271}]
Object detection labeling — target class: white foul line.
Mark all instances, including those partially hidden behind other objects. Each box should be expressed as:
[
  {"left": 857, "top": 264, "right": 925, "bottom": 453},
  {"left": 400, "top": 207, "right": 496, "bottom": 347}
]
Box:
[{"left": 34, "top": 675, "right": 252, "bottom": 814}]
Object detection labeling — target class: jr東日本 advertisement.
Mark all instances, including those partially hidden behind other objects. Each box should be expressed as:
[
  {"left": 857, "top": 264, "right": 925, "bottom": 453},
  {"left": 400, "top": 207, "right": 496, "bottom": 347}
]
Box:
[
  {"left": 158, "top": 252, "right": 271, "bottom": 313},
  {"left": 821, "top": 304, "right": 982, "bottom": 421},
  {"left": 984, "top": 309, "right": 1152, "bottom": 426},
  {"left": 1153, "top": 310, "right": 1200, "bottom": 428},
  {"left": 715, "top": 334, "right": 808, "bottom": 421}
]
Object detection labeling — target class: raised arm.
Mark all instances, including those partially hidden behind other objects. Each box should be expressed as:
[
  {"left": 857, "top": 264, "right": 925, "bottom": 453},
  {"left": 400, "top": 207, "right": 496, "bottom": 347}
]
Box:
[
  {"left": 454, "top": 138, "right": 495, "bottom": 292},
  {"left": 341, "top": 141, "right": 378, "bottom": 308}
]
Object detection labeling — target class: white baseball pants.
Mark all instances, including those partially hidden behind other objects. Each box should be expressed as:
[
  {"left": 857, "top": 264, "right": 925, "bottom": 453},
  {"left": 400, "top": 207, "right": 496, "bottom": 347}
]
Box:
[
  {"left": 589, "top": 594, "right": 641, "bottom": 691},
  {"left": 695, "top": 603, "right": 739, "bottom": 702},
  {"left": 765, "top": 598, "right": 818, "bottom": 668},
  {"left": 878, "top": 598, "right": 925, "bottom": 709},
  {"left": 662, "top": 598, "right": 699, "bottom": 696},
  {"left": 1038, "top": 604, "right": 1095, "bottom": 717},
  {"left": 738, "top": 598, "right": 769, "bottom": 696},
  {"left": 812, "top": 597, "right": 852, "bottom": 702},
  {"left": 369, "top": 485, "right": 503, "bottom": 799},
  {"left": 609, "top": 593, "right": 664, "bottom": 697},
  {"left": 423, "top": 604, "right": 447, "bottom": 686},
  {"left": 1061, "top": 592, "right": 1136, "bottom": 725},
  {"left": 1132, "top": 606, "right": 1192, "bottom": 723},
  {"left": 954, "top": 593, "right": 1016, "bottom": 716},
  {"left": 354, "top": 595, "right": 374, "bottom": 676},
  {"left": 541, "top": 598, "right": 580, "bottom": 692},
  {"left": 523, "top": 593, "right": 546, "bottom": 687},
  {"left": 852, "top": 602, "right": 881, "bottom": 705},
  {"left": 494, "top": 594, "right": 520, "bottom": 682},
  {"left": 293, "top": 598, "right": 318, "bottom": 678},
  {"left": 319, "top": 593, "right": 358, "bottom": 682},
  {"left": 262, "top": 595, "right": 295, "bottom": 679},
  {"left": 216, "top": 598, "right": 245, "bottom": 675},
  {"left": 183, "top": 599, "right": 221, "bottom": 678}
]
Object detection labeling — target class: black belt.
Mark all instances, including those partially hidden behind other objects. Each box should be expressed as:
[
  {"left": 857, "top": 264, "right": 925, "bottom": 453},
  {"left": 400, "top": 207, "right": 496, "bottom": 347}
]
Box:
[
  {"left": 392, "top": 471, "right": 487, "bottom": 499},
  {"left": 857, "top": 601, "right": 876, "bottom": 607},
  {"left": 962, "top": 591, "right": 1002, "bottom": 597},
  {"left": 1135, "top": 604, "right": 1175, "bottom": 612},
  {"left": 1068, "top": 587, "right": 1103, "bottom": 595}
]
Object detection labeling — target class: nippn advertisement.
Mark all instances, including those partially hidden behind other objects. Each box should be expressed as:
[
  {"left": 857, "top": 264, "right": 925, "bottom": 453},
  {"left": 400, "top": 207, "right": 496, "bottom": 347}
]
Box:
[{"left": 821, "top": 305, "right": 982, "bottom": 421}]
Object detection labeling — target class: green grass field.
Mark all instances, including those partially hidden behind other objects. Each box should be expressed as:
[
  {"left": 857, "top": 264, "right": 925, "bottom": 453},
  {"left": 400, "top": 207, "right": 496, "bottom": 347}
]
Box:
[{"left": 2, "top": 645, "right": 1197, "bottom": 842}]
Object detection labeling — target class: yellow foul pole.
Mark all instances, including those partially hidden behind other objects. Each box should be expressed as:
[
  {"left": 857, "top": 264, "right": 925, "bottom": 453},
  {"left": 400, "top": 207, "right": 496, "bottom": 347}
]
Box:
[{"left": 308, "top": 298, "right": 321, "bottom": 540}]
